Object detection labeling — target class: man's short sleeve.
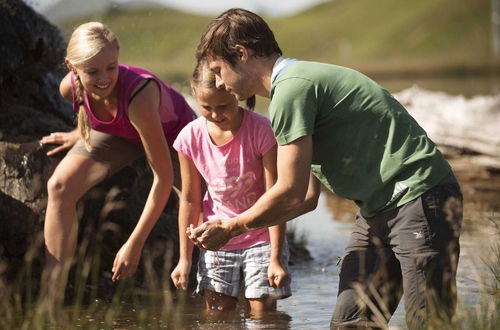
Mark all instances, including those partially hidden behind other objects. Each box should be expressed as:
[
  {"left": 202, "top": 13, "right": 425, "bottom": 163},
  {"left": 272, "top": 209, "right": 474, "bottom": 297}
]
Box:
[
  {"left": 269, "top": 77, "right": 318, "bottom": 145},
  {"left": 253, "top": 113, "right": 277, "bottom": 156}
]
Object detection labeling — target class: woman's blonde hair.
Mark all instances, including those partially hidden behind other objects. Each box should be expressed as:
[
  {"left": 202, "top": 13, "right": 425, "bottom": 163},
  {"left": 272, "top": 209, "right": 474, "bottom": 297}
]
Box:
[{"left": 66, "top": 22, "right": 120, "bottom": 151}]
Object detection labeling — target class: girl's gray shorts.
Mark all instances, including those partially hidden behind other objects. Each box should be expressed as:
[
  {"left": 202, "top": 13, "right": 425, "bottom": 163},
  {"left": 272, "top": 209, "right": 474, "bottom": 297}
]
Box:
[{"left": 197, "top": 241, "right": 292, "bottom": 300}]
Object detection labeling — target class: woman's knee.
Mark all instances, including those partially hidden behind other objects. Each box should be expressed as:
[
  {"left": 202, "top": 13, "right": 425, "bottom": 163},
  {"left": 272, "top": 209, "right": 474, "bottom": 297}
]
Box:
[
  {"left": 47, "top": 173, "right": 68, "bottom": 198},
  {"left": 47, "top": 172, "right": 81, "bottom": 202}
]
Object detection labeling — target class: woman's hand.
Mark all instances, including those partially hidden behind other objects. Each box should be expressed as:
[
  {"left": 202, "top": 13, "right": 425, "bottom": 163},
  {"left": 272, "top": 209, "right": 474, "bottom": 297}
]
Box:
[
  {"left": 267, "top": 260, "right": 289, "bottom": 288},
  {"left": 40, "top": 129, "right": 80, "bottom": 156},
  {"left": 112, "top": 240, "right": 142, "bottom": 282},
  {"left": 171, "top": 259, "right": 192, "bottom": 290}
]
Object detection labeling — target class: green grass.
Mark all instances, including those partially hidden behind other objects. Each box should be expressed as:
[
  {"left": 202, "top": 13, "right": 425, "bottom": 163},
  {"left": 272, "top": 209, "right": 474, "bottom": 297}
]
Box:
[{"left": 56, "top": 0, "right": 494, "bottom": 87}]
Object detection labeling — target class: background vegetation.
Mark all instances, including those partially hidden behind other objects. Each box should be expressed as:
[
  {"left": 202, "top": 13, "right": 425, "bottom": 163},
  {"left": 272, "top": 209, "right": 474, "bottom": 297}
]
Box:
[{"left": 57, "top": 0, "right": 495, "bottom": 88}]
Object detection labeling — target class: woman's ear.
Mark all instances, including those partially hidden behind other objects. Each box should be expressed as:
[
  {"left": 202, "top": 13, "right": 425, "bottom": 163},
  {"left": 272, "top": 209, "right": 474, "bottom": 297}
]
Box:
[{"left": 65, "top": 59, "right": 76, "bottom": 74}]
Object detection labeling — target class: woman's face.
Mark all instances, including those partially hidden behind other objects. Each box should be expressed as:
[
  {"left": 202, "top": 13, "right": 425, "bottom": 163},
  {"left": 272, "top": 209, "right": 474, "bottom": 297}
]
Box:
[{"left": 72, "top": 42, "right": 119, "bottom": 99}]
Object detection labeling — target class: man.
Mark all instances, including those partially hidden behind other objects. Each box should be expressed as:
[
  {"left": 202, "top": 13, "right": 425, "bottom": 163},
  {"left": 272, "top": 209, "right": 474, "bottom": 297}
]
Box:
[{"left": 188, "top": 8, "right": 463, "bottom": 329}]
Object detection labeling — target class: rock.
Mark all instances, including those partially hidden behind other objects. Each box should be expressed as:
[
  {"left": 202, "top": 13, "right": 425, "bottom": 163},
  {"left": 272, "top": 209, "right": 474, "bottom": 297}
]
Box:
[{"left": 0, "top": 0, "right": 74, "bottom": 142}]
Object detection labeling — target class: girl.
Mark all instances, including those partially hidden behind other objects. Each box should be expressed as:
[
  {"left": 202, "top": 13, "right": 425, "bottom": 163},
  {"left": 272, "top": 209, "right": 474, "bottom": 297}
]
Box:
[
  {"left": 170, "top": 61, "right": 291, "bottom": 315},
  {"left": 40, "top": 22, "right": 196, "bottom": 297}
]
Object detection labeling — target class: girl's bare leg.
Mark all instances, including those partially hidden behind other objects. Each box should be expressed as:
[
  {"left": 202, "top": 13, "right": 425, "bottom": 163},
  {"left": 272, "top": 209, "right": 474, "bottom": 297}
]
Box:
[
  {"left": 248, "top": 297, "right": 277, "bottom": 318},
  {"left": 204, "top": 289, "right": 238, "bottom": 311}
]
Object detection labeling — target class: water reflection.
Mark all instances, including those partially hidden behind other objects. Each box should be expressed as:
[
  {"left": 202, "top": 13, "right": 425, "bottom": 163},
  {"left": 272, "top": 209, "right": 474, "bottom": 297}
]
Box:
[{"left": 57, "top": 171, "right": 499, "bottom": 330}]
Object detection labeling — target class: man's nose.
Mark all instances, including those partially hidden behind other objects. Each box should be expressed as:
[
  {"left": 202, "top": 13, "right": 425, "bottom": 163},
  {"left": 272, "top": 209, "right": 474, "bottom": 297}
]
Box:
[{"left": 215, "top": 75, "right": 225, "bottom": 89}]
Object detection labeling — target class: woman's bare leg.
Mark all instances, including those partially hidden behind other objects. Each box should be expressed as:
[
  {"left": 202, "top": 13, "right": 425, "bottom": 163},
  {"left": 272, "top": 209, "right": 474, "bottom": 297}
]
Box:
[{"left": 42, "top": 154, "right": 109, "bottom": 306}]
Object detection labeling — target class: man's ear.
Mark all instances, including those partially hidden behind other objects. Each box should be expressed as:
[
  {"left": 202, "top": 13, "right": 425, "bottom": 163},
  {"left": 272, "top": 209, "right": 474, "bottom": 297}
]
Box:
[{"left": 234, "top": 44, "right": 250, "bottom": 63}]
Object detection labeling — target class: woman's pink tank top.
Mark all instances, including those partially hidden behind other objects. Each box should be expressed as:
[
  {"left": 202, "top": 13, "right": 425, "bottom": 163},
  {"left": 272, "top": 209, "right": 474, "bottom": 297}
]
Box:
[{"left": 70, "top": 64, "right": 196, "bottom": 147}]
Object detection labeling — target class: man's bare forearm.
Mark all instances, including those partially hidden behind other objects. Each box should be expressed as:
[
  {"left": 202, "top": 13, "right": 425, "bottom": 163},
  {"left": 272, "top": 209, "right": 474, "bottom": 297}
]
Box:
[{"left": 229, "top": 173, "right": 320, "bottom": 235}]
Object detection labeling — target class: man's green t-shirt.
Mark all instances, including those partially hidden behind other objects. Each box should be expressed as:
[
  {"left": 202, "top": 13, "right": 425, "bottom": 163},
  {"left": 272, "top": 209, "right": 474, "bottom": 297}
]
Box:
[{"left": 269, "top": 61, "right": 451, "bottom": 217}]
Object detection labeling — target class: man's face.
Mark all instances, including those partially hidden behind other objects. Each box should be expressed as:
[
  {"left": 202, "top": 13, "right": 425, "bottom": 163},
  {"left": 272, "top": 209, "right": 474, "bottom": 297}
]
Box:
[{"left": 207, "top": 55, "right": 254, "bottom": 101}]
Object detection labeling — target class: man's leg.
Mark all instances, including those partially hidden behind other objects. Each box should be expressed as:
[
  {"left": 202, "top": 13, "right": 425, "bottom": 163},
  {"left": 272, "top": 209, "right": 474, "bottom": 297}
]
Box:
[
  {"left": 331, "top": 214, "right": 403, "bottom": 329},
  {"left": 390, "top": 175, "right": 462, "bottom": 329}
]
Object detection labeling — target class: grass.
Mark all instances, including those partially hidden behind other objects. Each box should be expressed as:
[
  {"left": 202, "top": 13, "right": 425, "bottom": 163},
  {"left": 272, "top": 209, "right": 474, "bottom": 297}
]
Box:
[
  {"left": 1, "top": 211, "right": 499, "bottom": 329},
  {"left": 55, "top": 0, "right": 495, "bottom": 87}
]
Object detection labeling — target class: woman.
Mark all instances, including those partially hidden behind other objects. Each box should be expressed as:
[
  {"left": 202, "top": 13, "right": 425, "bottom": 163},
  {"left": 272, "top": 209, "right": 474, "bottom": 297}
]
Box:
[{"left": 40, "top": 22, "right": 196, "bottom": 299}]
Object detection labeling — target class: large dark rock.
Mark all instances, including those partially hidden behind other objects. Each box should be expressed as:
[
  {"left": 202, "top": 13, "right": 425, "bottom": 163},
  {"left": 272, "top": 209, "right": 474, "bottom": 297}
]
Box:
[{"left": 0, "top": 0, "right": 74, "bottom": 141}]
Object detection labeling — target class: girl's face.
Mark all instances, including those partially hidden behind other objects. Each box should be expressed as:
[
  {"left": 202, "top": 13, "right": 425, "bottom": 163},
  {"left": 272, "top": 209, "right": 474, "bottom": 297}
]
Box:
[
  {"left": 71, "top": 42, "right": 119, "bottom": 99},
  {"left": 196, "top": 88, "right": 241, "bottom": 130}
]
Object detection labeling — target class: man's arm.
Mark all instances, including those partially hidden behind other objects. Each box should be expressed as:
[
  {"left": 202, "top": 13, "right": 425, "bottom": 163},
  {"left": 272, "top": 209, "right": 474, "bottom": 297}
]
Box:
[{"left": 189, "top": 135, "right": 320, "bottom": 250}]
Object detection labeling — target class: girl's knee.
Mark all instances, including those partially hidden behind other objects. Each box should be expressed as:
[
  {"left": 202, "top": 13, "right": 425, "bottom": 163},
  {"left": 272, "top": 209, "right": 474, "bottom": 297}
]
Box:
[
  {"left": 204, "top": 290, "right": 237, "bottom": 311},
  {"left": 248, "top": 297, "right": 276, "bottom": 314}
]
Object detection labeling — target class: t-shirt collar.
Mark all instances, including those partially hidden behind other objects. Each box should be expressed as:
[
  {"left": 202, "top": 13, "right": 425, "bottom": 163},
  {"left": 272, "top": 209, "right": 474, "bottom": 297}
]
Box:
[{"left": 271, "top": 57, "right": 297, "bottom": 84}]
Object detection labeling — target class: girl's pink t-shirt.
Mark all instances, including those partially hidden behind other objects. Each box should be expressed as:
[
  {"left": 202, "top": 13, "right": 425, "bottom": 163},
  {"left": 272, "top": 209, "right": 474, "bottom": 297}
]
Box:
[
  {"left": 70, "top": 64, "right": 196, "bottom": 147},
  {"left": 173, "top": 110, "right": 277, "bottom": 251}
]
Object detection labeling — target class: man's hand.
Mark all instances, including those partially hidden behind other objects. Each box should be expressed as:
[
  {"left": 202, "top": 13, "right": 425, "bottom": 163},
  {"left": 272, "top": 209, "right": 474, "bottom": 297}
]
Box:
[
  {"left": 40, "top": 130, "right": 79, "bottom": 156},
  {"left": 187, "top": 220, "right": 234, "bottom": 251}
]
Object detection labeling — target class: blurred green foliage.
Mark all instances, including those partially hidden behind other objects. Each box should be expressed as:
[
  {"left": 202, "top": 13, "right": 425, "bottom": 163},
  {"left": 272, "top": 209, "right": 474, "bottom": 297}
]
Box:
[{"left": 57, "top": 0, "right": 493, "bottom": 87}]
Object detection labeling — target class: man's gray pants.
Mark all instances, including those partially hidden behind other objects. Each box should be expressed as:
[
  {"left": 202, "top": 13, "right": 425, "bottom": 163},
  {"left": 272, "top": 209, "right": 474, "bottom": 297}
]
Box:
[{"left": 331, "top": 172, "right": 463, "bottom": 329}]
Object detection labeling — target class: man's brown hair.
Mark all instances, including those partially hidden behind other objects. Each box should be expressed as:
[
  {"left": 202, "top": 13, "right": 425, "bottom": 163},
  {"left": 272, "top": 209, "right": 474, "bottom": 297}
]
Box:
[{"left": 196, "top": 8, "right": 282, "bottom": 66}]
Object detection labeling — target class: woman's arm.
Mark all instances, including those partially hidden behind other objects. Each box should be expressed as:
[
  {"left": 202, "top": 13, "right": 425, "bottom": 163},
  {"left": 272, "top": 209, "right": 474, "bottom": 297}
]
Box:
[
  {"left": 171, "top": 152, "right": 202, "bottom": 290},
  {"left": 112, "top": 80, "right": 173, "bottom": 281}
]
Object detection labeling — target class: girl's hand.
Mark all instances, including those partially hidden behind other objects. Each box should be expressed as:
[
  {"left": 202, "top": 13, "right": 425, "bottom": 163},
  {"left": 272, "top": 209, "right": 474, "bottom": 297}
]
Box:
[
  {"left": 267, "top": 260, "right": 289, "bottom": 288},
  {"left": 112, "top": 241, "right": 142, "bottom": 282},
  {"left": 171, "top": 259, "right": 192, "bottom": 290},
  {"left": 40, "top": 130, "right": 80, "bottom": 156}
]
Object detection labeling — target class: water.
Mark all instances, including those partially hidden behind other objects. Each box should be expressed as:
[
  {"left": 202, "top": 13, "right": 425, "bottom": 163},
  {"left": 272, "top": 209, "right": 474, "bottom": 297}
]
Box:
[
  {"left": 170, "top": 79, "right": 500, "bottom": 328},
  {"left": 64, "top": 190, "right": 498, "bottom": 329},
  {"left": 42, "top": 78, "right": 500, "bottom": 328}
]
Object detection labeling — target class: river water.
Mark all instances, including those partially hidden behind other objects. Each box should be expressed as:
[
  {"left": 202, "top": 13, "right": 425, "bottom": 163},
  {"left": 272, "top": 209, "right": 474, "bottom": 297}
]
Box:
[
  {"left": 98, "top": 189, "right": 499, "bottom": 330},
  {"left": 62, "top": 77, "right": 500, "bottom": 329}
]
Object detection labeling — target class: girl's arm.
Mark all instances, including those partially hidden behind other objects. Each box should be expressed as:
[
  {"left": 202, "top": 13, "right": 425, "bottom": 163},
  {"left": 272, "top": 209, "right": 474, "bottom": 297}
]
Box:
[
  {"left": 171, "top": 152, "right": 202, "bottom": 290},
  {"left": 263, "top": 145, "right": 289, "bottom": 288},
  {"left": 112, "top": 80, "right": 173, "bottom": 281}
]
